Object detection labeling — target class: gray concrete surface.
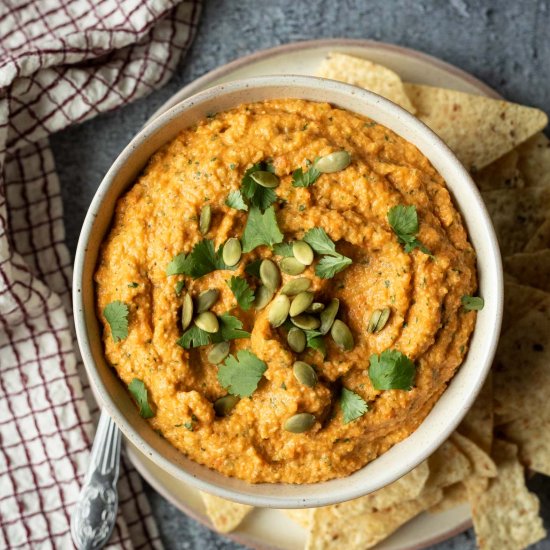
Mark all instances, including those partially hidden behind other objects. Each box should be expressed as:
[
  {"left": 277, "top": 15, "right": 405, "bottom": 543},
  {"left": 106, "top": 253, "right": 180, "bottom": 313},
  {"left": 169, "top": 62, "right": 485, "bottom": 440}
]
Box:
[{"left": 51, "top": 0, "right": 550, "bottom": 548}]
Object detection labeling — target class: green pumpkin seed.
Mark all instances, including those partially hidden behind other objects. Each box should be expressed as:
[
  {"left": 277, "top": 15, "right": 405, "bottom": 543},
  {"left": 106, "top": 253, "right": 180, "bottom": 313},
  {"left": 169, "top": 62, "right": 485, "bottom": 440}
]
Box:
[
  {"left": 289, "top": 291, "right": 314, "bottom": 317},
  {"left": 268, "top": 295, "right": 290, "bottom": 327},
  {"left": 314, "top": 151, "right": 351, "bottom": 173},
  {"left": 291, "top": 314, "right": 321, "bottom": 331},
  {"left": 222, "top": 238, "right": 242, "bottom": 267},
  {"left": 194, "top": 311, "right": 219, "bottom": 333},
  {"left": 293, "top": 361, "right": 318, "bottom": 388},
  {"left": 292, "top": 241, "right": 314, "bottom": 266},
  {"left": 260, "top": 259, "right": 281, "bottom": 291},
  {"left": 199, "top": 204, "right": 211, "bottom": 235},
  {"left": 196, "top": 289, "right": 220, "bottom": 313},
  {"left": 251, "top": 171, "right": 279, "bottom": 188},
  {"left": 319, "top": 299, "right": 340, "bottom": 334},
  {"left": 280, "top": 277, "right": 311, "bottom": 296},
  {"left": 280, "top": 257, "right": 306, "bottom": 275},
  {"left": 284, "top": 413, "right": 316, "bottom": 433},
  {"left": 208, "top": 341, "right": 230, "bottom": 364},
  {"left": 253, "top": 285, "right": 274, "bottom": 310},
  {"left": 214, "top": 395, "right": 239, "bottom": 416},
  {"left": 287, "top": 327, "right": 306, "bottom": 353},
  {"left": 331, "top": 319, "right": 354, "bottom": 351},
  {"left": 182, "top": 293, "right": 194, "bottom": 331},
  {"left": 367, "top": 307, "right": 391, "bottom": 334},
  {"left": 306, "top": 302, "right": 325, "bottom": 314}
]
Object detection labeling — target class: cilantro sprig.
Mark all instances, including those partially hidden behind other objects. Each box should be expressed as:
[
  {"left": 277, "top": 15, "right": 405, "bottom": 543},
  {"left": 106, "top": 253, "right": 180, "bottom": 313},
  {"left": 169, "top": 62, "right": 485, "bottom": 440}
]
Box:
[
  {"left": 227, "top": 276, "right": 255, "bottom": 310},
  {"left": 166, "top": 239, "right": 235, "bottom": 279},
  {"left": 273, "top": 242, "right": 294, "bottom": 257},
  {"left": 103, "top": 301, "right": 129, "bottom": 342},
  {"left": 217, "top": 350, "right": 267, "bottom": 397},
  {"left": 176, "top": 313, "right": 250, "bottom": 349},
  {"left": 303, "top": 227, "right": 352, "bottom": 279},
  {"left": 225, "top": 190, "right": 248, "bottom": 212},
  {"left": 340, "top": 388, "right": 368, "bottom": 424},
  {"left": 241, "top": 206, "right": 284, "bottom": 252},
  {"left": 128, "top": 378, "right": 155, "bottom": 418},
  {"left": 241, "top": 161, "right": 277, "bottom": 211},
  {"left": 387, "top": 205, "right": 432, "bottom": 256},
  {"left": 292, "top": 163, "right": 321, "bottom": 188},
  {"left": 369, "top": 349, "right": 416, "bottom": 391}
]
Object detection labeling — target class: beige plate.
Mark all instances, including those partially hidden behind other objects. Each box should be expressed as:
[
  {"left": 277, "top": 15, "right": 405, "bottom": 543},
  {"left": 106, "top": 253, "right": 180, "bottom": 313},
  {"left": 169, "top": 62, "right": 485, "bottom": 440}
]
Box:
[{"left": 118, "top": 38, "right": 498, "bottom": 549}]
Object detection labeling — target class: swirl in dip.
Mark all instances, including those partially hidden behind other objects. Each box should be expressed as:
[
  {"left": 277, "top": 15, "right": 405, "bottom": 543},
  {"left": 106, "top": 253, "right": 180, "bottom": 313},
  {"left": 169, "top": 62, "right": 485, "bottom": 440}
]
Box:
[{"left": 95, "top": 99, "right": 478, "bottom": 483}]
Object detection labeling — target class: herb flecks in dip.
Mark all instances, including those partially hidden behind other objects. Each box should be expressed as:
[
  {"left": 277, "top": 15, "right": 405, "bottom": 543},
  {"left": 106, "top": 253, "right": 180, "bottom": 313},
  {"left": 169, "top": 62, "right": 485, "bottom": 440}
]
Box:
[{"left": 95, "top": 99, "right": 478, "bottom": 483}]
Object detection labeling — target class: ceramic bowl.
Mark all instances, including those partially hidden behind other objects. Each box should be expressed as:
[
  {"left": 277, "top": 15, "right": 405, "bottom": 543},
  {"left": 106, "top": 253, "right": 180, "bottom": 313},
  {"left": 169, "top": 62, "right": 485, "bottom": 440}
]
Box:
[{"left": 73, "top": 75, "right": 503, "bottom": 508}]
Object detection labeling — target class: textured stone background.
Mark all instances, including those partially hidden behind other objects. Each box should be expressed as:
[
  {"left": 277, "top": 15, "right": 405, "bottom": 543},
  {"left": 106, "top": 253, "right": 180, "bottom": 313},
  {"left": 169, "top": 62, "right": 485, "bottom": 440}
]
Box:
[{"left": 51, "top": 0, "right": 550, "bottom": 548}]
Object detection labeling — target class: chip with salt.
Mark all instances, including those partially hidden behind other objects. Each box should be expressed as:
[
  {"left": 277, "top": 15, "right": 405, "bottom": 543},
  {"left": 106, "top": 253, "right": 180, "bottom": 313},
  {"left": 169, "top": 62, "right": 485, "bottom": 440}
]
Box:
[
  {"left": 316, "top": 53, "right": 416, "bottom": 113},
  {"left": 199, "top": 492, "right": 253, "bottom": 533},
  {"left": 504, "top": 249, "right": 550, "bottom": 292},
  {"left": 403, "top": 83, "right": 547, "bottom": 171},
  {"left": 471, "top": 440, "right": 546, "bottom": 550}
]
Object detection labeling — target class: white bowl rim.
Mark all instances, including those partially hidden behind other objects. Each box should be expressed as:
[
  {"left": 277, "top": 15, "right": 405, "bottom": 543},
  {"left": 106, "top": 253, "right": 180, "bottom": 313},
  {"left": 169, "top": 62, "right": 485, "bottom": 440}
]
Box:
[{"left": 73, "top": 75, "right": 503, "bottom": 508}]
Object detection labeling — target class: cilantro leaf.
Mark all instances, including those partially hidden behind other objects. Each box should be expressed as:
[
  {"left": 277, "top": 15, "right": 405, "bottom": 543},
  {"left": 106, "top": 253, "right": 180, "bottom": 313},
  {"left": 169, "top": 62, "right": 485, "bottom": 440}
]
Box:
[
  {"left": 241, "top": 161, "right": 277, "bottom": 211},
  {"left": 166, "top": 253, "right": 188, "bottom": 276},
  {"left": 305, "top": 331, "right": 326, "bottom": 358},
  {"left": 340, "top": 388, "right": 368, "bottom": 424},
  {"left": 303, "top": 227, "right": 338, "bottom": 256},
  {"left": 227, "top": 276, "right": 255, "bottom": 311},
  {"left": 241, "top": 206, "right": 284, "bottom": 252},
  {"left": 315, "top": 254, "right": 353, "bottom": 279},
  {"left": 175, "top": 280, "right": 185, "bottom": 296},
  {"left": 244, "top": 259, "right": 262, "bottom": 278},
  {"left": 225, "top": 190, "right": 248, "bottom": 211},
  {"left": 273, "top": 242, "right": 294, "bottom": 257},
  {"left": 217, "top": 350, "right": 267, "bottom": 397},
  {"left": 176, "top": 325, "right": 212, "bottom": 349},
  {"left": 292, "top": 165, "right": 321, "bottom": 188},
  {"left": 461, "top": 295, "right": 484, "bottom": 311},
  {"left": 387, "top": 205, "right": 432, "bottom": 256},
  {"left": 128, "top": 378, "right": 155, "bottom": 418},
  {"left": 216, "top": 313, "right": 251, "bottom": 341},
  {"left": 369, "top": 349, "right": 416, "bottom": 391},
  {"left": 103, "top": 301, "right": 129, "bottom": 342},
  {"left": 176, "top": 313, "right": 250, "bottom": 349},
  {"left": 179, "top": 239, "right": 234, "bottom": 279}
]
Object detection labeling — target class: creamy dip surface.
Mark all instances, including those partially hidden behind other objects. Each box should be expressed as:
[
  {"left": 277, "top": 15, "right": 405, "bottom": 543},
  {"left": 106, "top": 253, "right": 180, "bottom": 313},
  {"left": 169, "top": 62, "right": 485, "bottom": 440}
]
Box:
[{"left": 95, "top": 99, "right": 478, "bottom": 484}]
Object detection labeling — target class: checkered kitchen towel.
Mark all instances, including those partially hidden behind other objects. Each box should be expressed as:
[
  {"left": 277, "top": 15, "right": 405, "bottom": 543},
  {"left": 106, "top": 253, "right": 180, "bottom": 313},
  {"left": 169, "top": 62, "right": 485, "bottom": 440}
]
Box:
[{"left": 0, "top": 1, "right": 201, "bottom": 547}]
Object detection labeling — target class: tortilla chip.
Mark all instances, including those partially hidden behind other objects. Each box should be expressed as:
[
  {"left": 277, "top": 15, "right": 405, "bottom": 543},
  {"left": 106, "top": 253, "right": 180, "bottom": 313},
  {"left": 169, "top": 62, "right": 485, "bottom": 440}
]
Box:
[
  {"left": 428, "top": 482, "right": 469, "bottom": 514},
  {"left": 501, "top": 417, "right": 550, "bottom": 476},
  {"left": 199, "top": 492, "right": 253, "bottom": 533},
  {"left": 471, "top": 440, "right": 546, "bottom": 550},
  {"left": 517, "top": 132, "right": 550, "bottom": 188},
  {"left": 502, "top": 282, "right": 550, "bottom": 333},
  {"left": 280, "top": 508, "right": 312, "bottom": 530},
  {"left": 473, "top": 150, "right": 525, "bottom": 191},
  {"left": 481, "top": 186, "right": 550, "bottom": 255},
  {"left": 305, "top": 489, "right": 442, "bottom": 550},
  {"left": 426, "top": 439, "right": 471, "bottom": 489},
  {"left": 404, "top": 83, "right": 548, "bottom": 171},
  {"left": 504, "top": 249, "right": 550, "bottom": 292},
  {"left": 458, "top": 373, "right": 493, "bottom": 454},
  {"left": 493, "top": 306, "right": 550, "bottom": 422},
  {"left": 525, "top": 219, "right": 550, "bottom": 252},
  {"left": 317, "top": 53, "right": 415, "bottom": 113},
  {"left": 451, "top": 432, "right": 497, "bottom": 479}
]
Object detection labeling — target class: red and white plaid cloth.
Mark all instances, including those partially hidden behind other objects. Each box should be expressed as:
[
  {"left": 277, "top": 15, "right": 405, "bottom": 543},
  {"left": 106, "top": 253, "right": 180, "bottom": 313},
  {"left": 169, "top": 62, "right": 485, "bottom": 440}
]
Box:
[{"left": 0, "top": 1, "right": 201, "bottom": 547}]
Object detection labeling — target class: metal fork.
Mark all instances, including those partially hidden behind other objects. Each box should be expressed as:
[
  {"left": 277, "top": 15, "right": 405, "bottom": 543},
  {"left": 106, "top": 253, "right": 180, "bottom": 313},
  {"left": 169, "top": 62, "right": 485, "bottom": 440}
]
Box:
[{"left": 71, "top": 410, "right": 121, "bottom": 550}]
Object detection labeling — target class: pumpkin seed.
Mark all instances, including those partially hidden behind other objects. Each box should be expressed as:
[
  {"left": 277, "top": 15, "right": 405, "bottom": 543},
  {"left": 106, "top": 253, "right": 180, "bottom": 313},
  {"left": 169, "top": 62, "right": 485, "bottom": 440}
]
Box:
[
  {"left": 289, "top": 291, "right": 314, "bottom": 317},
  {"left": 260, "top": 259, "right": 281, "bottom": 291},
  {"left": 280, "top": 277, "right": 311, "bottom": 296},
  {"left": 222, "top": 238, "right": 242, "bottom": 267},
  {"left": 199, "top": 204, "right": 211, "bottom": 235},
  {"left": 182, "top": 293, "right": 194, "bottom": 331},
  {"left": 331, "top": 319, "right": 354, "bottom": 351},
  {"left": 280, "top": 257, "right": 306, "bottom": 275},
  {"left": 196, "top": 289, "right": 220, "bottom": 313},
  {"left": 292, "top": 241, "right": 314, "bottom": 266},
  {"left": 291, "top": 314, "right": 321, "bottom": 331},
  {"left": 287, "top": 327, "right": 306, "bottom": 353},
  {"left": 194, "top": 311, "right": 219, "bottom": 333},
  {"left": 284, "top": 413, "right": 316, "bottom": 433},
  {"left": 319, "top": 298, "right": 340, "bottom": 334},
  {"left": 306, "top": 302, "right": 325, "bottom": 314},
  {"left": 367, "top": 307, "right": 391, "bottom": 334},
  {"left": 251, "top": 170, "right": 279, "bottom": 188},
  {"left": 207, "top": 341, "right": 230, "bottom": 364},
  {"left": 314, "top": 151, "right": 351, "bottom": 173},
  {"left": 293, "top": 361, "right": 318, "bottom": 388},
  {"left": 253, "top": 285, "right": 274, "bottom": 310},
  {"left": 268, "top": 295, "right": 290, "bottom": 327},
  {"left": 214, "top": 395, "right": 239, "bottom": 416}
]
